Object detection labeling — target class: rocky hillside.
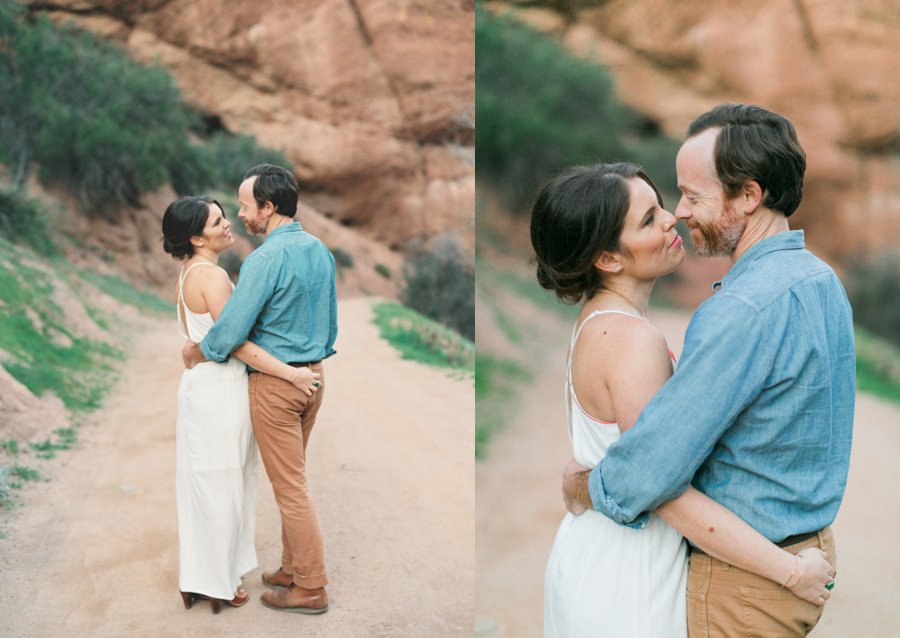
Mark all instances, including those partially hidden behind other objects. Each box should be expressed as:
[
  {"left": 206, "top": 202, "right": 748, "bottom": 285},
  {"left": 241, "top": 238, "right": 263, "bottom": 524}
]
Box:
[
  {"left": 26, "top": 0, "right": 474, "bottom": 296},
  {"left": 488, "top": 0, "right": 898, "bottom": 263}
]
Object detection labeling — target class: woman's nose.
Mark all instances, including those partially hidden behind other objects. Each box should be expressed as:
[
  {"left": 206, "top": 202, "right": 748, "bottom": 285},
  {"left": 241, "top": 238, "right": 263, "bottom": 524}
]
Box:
[{"left": 661, "top": 209, "right": 676, "bottom": 230}]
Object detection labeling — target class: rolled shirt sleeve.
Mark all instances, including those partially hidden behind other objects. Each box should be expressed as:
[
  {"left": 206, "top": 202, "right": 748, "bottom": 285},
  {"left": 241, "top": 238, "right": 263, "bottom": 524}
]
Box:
[
  {"left": 588, "top": 294, "right": 773, "bottom": 526},
  {"left": 199, "top": 253, "right": 275, "bottom": 362}
]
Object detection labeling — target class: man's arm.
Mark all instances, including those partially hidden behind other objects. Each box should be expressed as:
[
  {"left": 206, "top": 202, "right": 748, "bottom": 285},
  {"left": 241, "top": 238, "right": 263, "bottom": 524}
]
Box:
[
  {"left": 587, "top": 296, "right": 772, "bottom": 525},
  {"left": 199, "top": 253, "right": 274, "bottom": 363}
]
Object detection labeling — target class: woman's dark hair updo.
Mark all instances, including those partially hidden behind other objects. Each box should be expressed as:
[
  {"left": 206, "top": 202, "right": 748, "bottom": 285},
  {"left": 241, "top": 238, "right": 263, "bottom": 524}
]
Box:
[
  {"left": 530, "top": 163, "right": 663, "bottom": 304},
  {"left": 162, "top": 196, "right": 221, "bottom": 259}
]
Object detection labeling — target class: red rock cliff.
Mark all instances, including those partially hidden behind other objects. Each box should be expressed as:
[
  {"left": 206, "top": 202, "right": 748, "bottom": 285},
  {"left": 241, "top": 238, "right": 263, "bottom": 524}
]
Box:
[{"left": 490, "top": 0, "right": 898, "bottom": 263}]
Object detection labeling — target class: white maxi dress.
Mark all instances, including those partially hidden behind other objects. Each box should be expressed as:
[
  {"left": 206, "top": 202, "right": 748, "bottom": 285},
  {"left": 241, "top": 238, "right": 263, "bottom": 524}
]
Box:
[
  {"left": 175, "top": 262, "right": 259, "bottom": 599},
  {"left": 544, "top": 310, "right": 688, "bottom": 637}
]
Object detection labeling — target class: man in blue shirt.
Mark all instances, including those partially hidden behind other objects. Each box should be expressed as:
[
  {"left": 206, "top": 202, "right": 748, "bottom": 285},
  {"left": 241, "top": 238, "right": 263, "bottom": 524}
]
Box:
[
  {"left": 183, "top": 164, "right": 337, "bottom": 614},
  {"left": 563, "top": 104, "right": 855, "bottom": 636}
]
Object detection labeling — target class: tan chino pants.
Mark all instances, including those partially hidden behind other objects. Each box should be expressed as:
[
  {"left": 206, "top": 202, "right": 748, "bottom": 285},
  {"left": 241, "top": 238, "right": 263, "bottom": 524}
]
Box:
[
  {"left": 687, "top": 526, "right": 836, "bottom": 638},
  {"left": 248, "top": 363, "right": 328, "bottom": 589}
]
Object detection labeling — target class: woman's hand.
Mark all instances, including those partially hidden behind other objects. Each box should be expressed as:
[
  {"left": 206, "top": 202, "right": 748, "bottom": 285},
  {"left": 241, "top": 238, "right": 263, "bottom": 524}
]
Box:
[
  {"left": 288, "top": 367, "right": 321, "bottom": 396},
  {"left": 785, "top": 547, "right": 835, "bottom": 606}
]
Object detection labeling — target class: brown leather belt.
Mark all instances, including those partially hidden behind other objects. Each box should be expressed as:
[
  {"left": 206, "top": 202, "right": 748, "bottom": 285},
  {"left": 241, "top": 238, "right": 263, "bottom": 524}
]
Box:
[
  {"left": 288, "top": 360, "right": 321, "bottom": 367},
  {"left": 691, "top": 530, "right": 820, "bottom": 556}
]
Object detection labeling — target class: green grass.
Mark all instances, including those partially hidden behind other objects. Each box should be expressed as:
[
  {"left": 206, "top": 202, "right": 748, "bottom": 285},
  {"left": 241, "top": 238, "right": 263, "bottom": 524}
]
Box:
[
  {"left": 855, "top": 327, "right": 900, "bottom": 404},
  {"left": 27, "top": 428, "right": 77, "bottom": 460},
  {"left": 0, "top": 439, "right": 19, "bottom": 458},
  {"left": 76, "top": 270, "right": 170, "bottom": 315},
  {"left": 476, "top": 252, "right": 578, "bottom": 320},
  {"left": 475, "top": 354, "right": 532, "bottom": 459},
  {"left": 372, "top": 301, "right": 474, "bottom": 372},
  {"left": 0, "top": 464, "right": 45, "bottom": 509},
  {"left": 0, "top": 238, "right": 125, "bottom": 410}
]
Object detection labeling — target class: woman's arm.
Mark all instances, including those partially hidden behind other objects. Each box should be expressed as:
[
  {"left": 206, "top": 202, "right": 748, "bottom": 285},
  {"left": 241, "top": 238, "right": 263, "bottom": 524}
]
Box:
[
  {"left": 578, "top": 318, "right": 833, "bottom": 605},
  {"left": 657, "top": 488, "right": 833, "bottom": 605},
  {"left": 194, "top": 264, "right": 320, "bottom": 395}
]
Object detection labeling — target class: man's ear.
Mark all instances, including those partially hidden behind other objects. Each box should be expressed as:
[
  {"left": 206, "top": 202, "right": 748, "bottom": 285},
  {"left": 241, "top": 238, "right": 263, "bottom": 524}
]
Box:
[
  {"left": 739, "top": 180, "right": 764, "bottom": 214},
  {"left": 594, "top": 251, "right": 623, "bottom": 275}
]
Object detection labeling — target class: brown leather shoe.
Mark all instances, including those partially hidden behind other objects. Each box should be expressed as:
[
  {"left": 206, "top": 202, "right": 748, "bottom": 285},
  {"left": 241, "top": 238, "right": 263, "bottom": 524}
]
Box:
[
  {"left": 261, "top": 567, "right": 293, "bottom": 589},
  {"left": 260, "top": 583, "right": 328, "bottom": 614}
]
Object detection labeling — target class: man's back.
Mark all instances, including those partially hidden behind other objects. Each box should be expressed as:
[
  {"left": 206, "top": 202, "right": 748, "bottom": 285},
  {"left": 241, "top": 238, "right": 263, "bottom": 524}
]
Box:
[
  {"left": 689, "top": 230, "right": 855, "bottom": 540},
  {"left": 200, "top": 222, "right": 337, "bottom": 366},
  {"left": 588, "top": 231, "right": 855, "bottom": 541}
]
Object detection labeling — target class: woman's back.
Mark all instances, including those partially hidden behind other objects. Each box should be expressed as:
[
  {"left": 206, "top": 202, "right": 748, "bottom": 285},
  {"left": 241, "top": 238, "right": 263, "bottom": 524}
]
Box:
[{"left": 543, "top": 309, "right": 687, "bottom": 638}]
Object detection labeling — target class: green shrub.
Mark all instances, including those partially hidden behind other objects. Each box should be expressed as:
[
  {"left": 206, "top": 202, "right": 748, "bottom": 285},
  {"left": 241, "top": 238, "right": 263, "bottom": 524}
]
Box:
[
  {"left": 401, "top": 237, "right": 474, "bottom": 341},
  {"left": 331, "top": 247, "right": 354, "bottom": 269},
  {"left": 475, "top": 6, "right": 680, "bottom": 211},
  {"left": 845, "top": 250, "right": 900, "bottom": 349},
  {"left": 199, "top": 132, "right": 293, "bottom": 191},
  {"left": 0, "top": 186, "right": 57, "bottom": 255},
  {"left": 0, "top": 5, "right": 290, "bottom": 216},
  {"left": 0, "top": 11, "right": 196, "bottom": 215},
  {"left": 374, "top": 263, "right": 391, "bottom": 279}
]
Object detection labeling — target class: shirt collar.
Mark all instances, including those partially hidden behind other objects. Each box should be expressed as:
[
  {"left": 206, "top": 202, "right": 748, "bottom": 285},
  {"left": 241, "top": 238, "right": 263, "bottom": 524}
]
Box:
[
  {"left": 265, "top": 219, "right": 302, "bottom": 240},
  {"left": 712, "top": 229, "right": 805, "bottom": 292}
]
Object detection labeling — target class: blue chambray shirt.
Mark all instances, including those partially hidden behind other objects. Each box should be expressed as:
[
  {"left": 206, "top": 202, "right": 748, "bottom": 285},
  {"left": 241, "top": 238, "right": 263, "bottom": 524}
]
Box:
[
  {"left": 588, "top": 230, "right": 855, "bottom": 541},
  {"left": 199, "top": 221, "right": 337, "bottom": 368}
]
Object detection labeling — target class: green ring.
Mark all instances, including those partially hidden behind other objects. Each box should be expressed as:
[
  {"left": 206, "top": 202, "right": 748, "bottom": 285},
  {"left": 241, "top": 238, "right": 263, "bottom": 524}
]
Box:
[{"left": 825, "top": 580, "right": 835, "bottom": 590}]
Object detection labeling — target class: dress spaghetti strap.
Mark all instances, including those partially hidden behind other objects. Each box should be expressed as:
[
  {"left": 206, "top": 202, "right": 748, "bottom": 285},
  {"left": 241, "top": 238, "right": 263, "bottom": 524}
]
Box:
[
  {"left": 176, "top": 261, "right": 217, "bottom": 341},
  {"left": 565, "top": 310, "right": 642, "bottom": 438}
]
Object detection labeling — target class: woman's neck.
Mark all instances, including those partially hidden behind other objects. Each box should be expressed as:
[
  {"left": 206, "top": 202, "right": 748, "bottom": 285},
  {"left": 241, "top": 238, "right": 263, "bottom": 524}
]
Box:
[
  {"left": 190, "top": 247, "right": 219, "bottom": 265},
  {"left": 591, "top": 277, "right": 655, "bottom": 317}
]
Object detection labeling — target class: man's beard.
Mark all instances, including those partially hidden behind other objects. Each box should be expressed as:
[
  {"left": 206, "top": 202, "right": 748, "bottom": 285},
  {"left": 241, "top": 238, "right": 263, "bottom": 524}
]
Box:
[
  {"left": 244, "top": 216, "right": 268, "bottom": 235},
  {"left": 690, "top": 204, "right": 746, "bottom": 257}
]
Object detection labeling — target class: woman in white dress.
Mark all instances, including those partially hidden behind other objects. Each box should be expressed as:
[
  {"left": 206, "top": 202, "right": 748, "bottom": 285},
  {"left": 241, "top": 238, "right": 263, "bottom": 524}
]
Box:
[
  {"left": 531, "top": 164, "right": 834, "bottom": 636},
  {"left": 162, "top": 196, "right": 320, "bottom": 613}
]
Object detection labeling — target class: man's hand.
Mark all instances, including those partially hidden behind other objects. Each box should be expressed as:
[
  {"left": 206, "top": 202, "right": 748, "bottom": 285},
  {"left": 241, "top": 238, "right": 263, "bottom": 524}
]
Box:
[
  {"left": 562, "top": 458, "right": 593, "bottom": 516},
  {"left": 181, "top": 340, "right": 206, "bottom": 369}
]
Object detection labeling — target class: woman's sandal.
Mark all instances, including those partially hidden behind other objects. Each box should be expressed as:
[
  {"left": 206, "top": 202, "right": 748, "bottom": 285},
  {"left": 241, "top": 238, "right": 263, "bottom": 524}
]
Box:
[
  {"left": 180, "top": 588, "right": 247, "bottom": 613},
  {"left": 227, "top": 587, "right": 250, "bottom": 608}
]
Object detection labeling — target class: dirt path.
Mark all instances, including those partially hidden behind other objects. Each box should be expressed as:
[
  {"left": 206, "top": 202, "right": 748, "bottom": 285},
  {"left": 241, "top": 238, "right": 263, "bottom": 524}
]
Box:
[
  {"left": 476, "top": 307, "right": 900, "bottom": 636},
  {"left": 0, "top": 297, "right": 474, "bottom": 637}
]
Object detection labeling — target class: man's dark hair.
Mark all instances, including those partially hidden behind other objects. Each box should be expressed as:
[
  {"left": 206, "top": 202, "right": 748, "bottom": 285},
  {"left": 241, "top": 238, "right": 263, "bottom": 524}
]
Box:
[
  {"left": 687, "top": 103, "right": 806, "bottom": 217},
  {"left": 243, "top": 163, "right": 299, "bottom": 217}
]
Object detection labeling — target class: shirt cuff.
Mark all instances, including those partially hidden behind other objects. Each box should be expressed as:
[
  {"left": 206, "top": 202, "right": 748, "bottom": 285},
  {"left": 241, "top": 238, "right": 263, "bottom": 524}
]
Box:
[
  {"left": 588, "top": 465, "right": 650, "bottom": 530},
  {"left": 199, "top": 338, "right": 227, "bottom": 363}
]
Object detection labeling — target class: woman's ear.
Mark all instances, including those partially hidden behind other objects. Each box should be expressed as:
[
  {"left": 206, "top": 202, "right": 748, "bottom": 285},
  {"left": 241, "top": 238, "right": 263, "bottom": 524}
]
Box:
[
  {"left": 189, "top": 235, "right": 205, "bottom": 248},
  {"left": 594, "top": 251, "right": 623, "bottom": 275}
]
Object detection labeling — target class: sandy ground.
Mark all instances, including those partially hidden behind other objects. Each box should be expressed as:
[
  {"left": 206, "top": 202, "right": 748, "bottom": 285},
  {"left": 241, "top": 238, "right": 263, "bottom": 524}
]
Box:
[
  {"left": 0, "top": 297, "right": 474, "bottom": 637},
  {"left": 476, "top": 307, "right": 900, "bottom": 637}
]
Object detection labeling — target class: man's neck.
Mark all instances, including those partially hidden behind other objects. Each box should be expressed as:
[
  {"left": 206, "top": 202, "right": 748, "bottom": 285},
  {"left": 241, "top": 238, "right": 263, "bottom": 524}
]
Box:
[
  {"left": 732, "top": 208, "right": 790, "bottom": 262},
  {"left": 264, "top": 214, "right": 293, "bottom": 238}
]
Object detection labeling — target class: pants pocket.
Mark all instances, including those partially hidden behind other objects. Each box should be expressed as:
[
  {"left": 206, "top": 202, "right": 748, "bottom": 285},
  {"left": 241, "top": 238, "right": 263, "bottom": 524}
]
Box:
[
  {"left": 739, "top": 586, "right": 822, "bottom": 638},
  {"left": 686, "top": 591, "right": 709, "bottom": 638}
]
